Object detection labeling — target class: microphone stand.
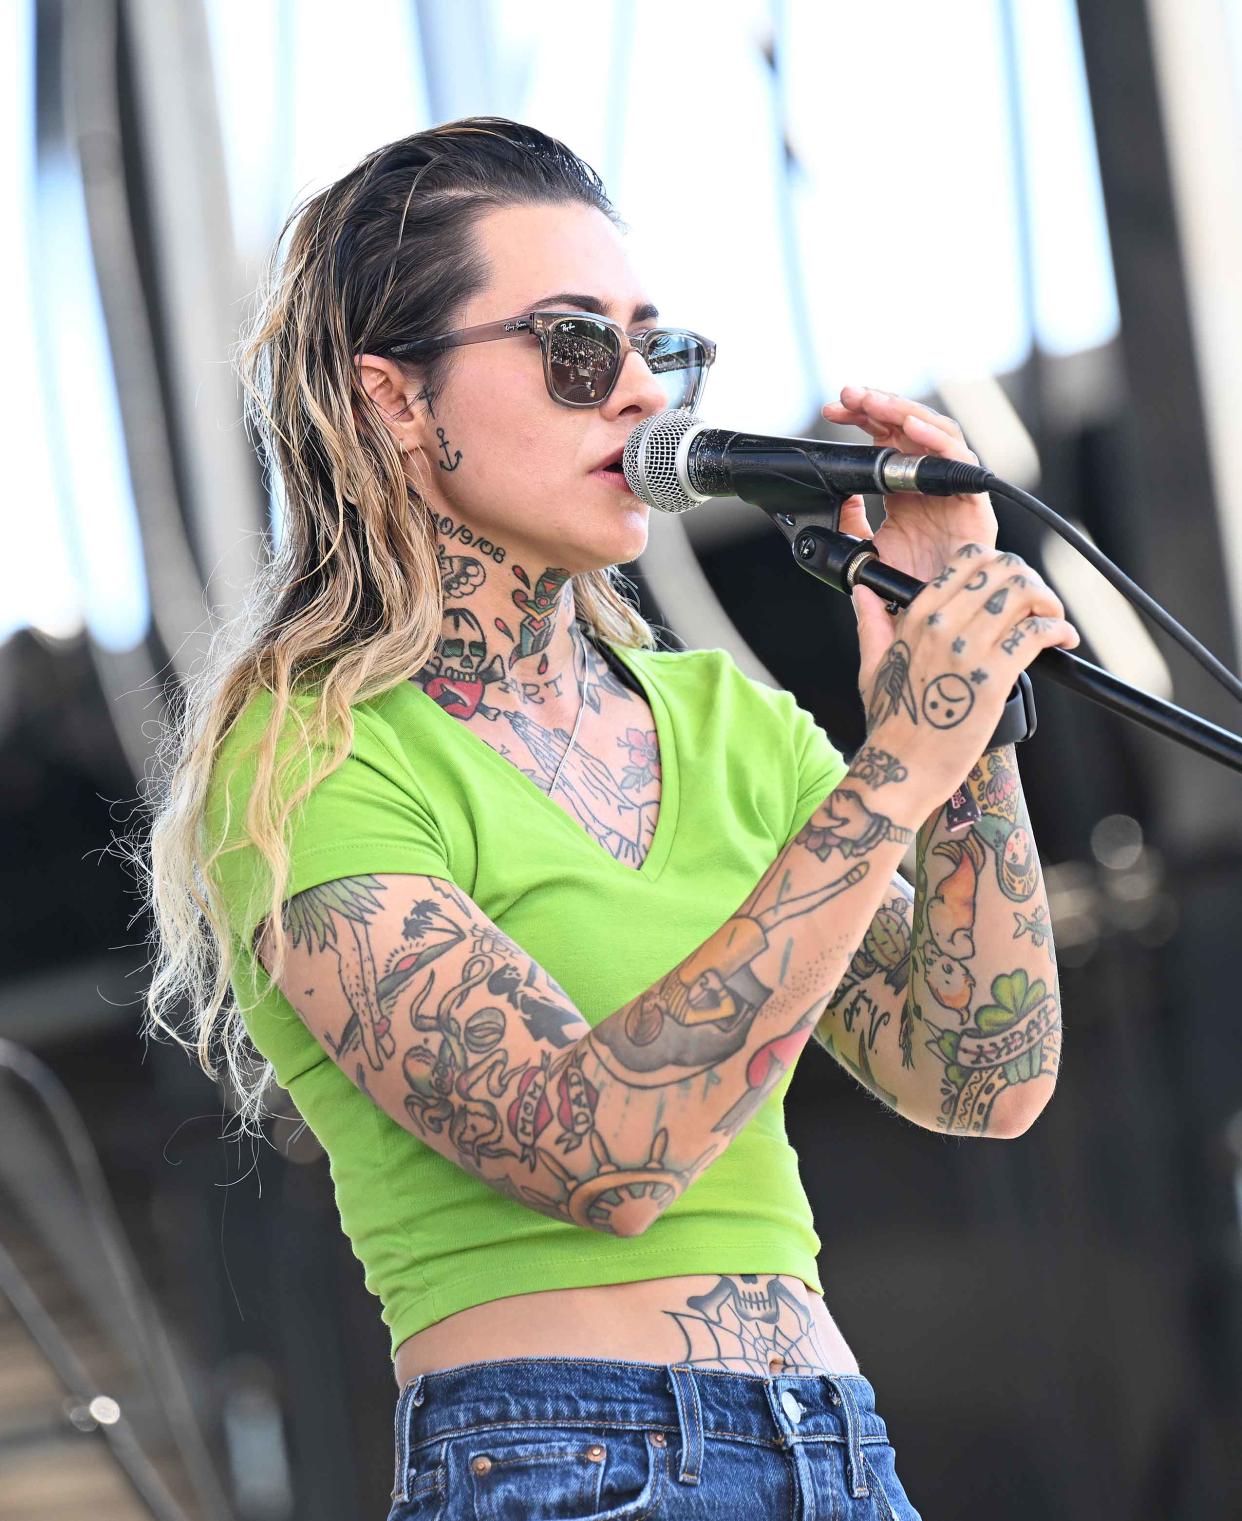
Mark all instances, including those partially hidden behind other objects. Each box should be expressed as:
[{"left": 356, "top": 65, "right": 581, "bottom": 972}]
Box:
[{"left": 746, "top": 486, "right": 1242, "bottom": 775}]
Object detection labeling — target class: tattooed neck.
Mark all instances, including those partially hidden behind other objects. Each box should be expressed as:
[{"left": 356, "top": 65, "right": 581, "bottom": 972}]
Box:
[{"left": 413, "top": 520, "right": 604, "bottom": 720}]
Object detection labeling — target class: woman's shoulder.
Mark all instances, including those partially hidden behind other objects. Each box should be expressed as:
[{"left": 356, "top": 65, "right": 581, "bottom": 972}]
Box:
[
  {"left": 619, "top": 640, "right": 792, "bottom": 706},
  {"left": 206, "top": 681, "right": 412, "bottom": 833}
]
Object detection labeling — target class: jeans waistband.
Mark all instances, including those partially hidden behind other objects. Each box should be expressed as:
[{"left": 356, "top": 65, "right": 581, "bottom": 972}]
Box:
[{"left": 392, "top": 1356, "right": 887, "bottom": 1503}]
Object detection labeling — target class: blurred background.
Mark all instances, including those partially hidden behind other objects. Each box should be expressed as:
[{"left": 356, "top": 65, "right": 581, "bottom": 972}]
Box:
[{"left": 2, "top": 0, "right": 1241, "bottom": 1516}]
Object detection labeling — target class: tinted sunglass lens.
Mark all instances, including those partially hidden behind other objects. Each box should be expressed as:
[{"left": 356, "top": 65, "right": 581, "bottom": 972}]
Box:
[
  {"left": 546, "top": 318, "right": 621, "bottom": 404},
  {"left": 644, "top": 331, "right": 708, "bottom": 410}
]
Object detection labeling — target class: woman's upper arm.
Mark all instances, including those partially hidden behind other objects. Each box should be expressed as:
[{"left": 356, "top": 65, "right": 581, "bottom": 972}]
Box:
[{"left": 256, "top": 872, "right": 604, "bottom": 1226}]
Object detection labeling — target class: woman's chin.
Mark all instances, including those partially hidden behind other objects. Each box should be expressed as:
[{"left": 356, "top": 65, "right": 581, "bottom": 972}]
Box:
[
  {"left": 614, "top": 501, "right": 650, "bottom": 550},
  {"left": 563, "top": 506, "right": 649, "bottom": 572}
]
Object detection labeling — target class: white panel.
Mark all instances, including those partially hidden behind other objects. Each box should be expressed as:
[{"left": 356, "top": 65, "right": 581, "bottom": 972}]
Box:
[
  {"left": 37, "top": 153, "right": 150, "bottom": 651},
  {"left": 0, "top": 0, "right": 82, "bottom": 644},
  {"left": 785, "top": 0, "right": 1028, "bottom": 398},
  {"left": 1012, "top": 0, "right": 1120, "bottom": 356},
  {"left": 1146, "top": 0, "right": 1242, "bottom": 656}
]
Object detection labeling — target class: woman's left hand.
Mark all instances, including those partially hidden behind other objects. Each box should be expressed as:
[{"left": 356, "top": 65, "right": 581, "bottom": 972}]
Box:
[{"left": 821, "top": 385, "right": 997, "bottom": 583}]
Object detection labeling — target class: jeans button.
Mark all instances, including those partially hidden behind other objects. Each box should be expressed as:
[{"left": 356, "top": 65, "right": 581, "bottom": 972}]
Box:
[{"left": 780, "top": 1390, "right": 804, "bottom": 1423}]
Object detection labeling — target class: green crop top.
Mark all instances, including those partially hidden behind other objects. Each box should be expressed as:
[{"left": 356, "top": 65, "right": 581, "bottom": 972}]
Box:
[{"left": 205, "top": 639, "right": 850, "bottom": 1359}]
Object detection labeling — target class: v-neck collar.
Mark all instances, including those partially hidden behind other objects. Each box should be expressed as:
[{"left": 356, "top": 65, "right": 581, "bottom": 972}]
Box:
[{"left": 401, "top": 638, "right": 679, "bottom": 882}]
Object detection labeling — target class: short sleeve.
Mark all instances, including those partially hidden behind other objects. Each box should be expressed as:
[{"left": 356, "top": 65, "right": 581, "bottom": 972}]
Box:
[
  {"left": 204, "top": 692, "right": 452, "bottom": 953},
  {"left": 785, "top": 693, "right": 851, "bottom": 845}
]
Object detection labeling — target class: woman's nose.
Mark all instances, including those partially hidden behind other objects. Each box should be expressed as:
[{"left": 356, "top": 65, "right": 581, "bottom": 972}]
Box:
[{"left": 602, "top": 348, "right": 668, "bottom": 418}]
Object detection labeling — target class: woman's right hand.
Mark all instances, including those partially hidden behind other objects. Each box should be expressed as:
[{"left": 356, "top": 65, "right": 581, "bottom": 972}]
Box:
[{"left": 852, "top": 542, "right": 1079, "bottom": 811}]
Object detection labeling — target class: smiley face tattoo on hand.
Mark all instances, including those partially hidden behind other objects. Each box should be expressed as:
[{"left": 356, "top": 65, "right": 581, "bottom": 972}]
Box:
[{"left": 921, "top": 673, "right": 976, "bottom": 728}]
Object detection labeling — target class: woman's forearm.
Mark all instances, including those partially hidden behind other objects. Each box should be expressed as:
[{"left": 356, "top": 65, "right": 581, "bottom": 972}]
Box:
[
  {"left": 906, "top": 742, "right": 1062, "bottom": 1138},
  {"left": 562, "top": 764, "right": 930, "bottom": 1233}
]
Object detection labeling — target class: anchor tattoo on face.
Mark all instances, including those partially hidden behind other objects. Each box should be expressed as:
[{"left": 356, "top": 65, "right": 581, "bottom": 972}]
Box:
[{"left": 436, "top": 426, "right": 462, "bottom": 472}]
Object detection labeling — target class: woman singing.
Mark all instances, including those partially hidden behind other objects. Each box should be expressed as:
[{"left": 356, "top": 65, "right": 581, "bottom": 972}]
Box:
[{"left": 142, "top": 117, "right": 1076, "bottom": 1519}]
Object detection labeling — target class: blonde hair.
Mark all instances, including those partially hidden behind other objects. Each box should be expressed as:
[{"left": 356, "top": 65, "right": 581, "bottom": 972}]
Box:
[{"left": 131, "top": 117, "right": 659, "bottom": 1140}]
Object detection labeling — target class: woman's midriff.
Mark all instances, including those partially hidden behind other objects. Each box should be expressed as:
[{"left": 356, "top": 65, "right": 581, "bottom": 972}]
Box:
[{"left": 393, "top": 1273, "right": 861, "bottom": 1388}]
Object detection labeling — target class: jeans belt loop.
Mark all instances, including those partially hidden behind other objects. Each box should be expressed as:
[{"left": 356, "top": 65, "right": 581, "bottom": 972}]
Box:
[
  {"left": 666, "top": 1364, "right": 704, "bottom": 1485},
  {"left": 828, "top": 1374, "right": 869, "bottom": 1499},
  {"left": 390, "top": 1375, "right": 426, "bottom": 1502}
]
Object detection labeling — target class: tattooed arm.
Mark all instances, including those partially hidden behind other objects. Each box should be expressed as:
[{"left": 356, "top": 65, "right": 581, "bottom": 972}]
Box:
[
  {"left": 256, "top": 553, "right": 1070, "bottom": 1228},
  {"left": 803, "top": 539, "right": 1072, "bottom": 1138},
  {"left": 256, "top": 771, "right": 925, "bottom": 1238},
  {"left": 905, "top": 742, "right": 1060, "bottom": 1136},
  {"left": 809, "top": 743, "right": 1060, "bottom": 1139}
]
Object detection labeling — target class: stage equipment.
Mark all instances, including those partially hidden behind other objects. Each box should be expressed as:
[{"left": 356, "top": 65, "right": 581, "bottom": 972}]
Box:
[
  {"left": 0, "top": 1039, "right": 233, "bottom": 1521},
  {"left": 623, "top": 410, "right": 1242, "bottom": 776}
]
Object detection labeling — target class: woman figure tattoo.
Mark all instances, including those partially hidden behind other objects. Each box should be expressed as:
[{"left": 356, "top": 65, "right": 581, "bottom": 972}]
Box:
[{"left": 866, "top": 641, "right": 918, "bottom": 728}]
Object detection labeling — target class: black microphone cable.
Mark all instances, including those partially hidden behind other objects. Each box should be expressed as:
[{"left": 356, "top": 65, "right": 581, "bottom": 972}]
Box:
[
  {"left": 624, "top": 412, "right": 1242, "bottom": 709},
  {"left": 980, "top": 472, "right": 1242, "bottom": 709}
]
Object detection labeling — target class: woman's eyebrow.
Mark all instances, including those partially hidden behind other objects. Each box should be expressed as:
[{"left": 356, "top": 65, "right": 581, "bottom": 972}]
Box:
[{"left": 527, "top": 292, "right": 660, "bottom": 322}]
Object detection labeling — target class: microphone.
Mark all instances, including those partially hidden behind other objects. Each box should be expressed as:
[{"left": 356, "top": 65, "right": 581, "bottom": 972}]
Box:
[{"left": 622, "top": 408, "right": 995, "bottom": 514}]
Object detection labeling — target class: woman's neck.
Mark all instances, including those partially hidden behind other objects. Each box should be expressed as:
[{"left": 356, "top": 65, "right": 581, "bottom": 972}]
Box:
[{"left": 414, "top": 532, "right": 593, "bottom": 723}]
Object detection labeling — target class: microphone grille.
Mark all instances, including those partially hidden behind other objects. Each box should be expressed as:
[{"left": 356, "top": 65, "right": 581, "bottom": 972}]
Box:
[{"left": 622, "top": 408, "right": 702, "bottom": 514}]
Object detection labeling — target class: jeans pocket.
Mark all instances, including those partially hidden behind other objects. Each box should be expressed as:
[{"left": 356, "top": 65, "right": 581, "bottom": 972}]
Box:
[{"left": 466, "top": 1425, "right": 668, "bottom": 1521}]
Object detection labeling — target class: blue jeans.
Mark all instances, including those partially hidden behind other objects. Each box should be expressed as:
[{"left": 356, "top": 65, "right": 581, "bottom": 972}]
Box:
[{"left": 386, "top": 1355, "right": 923, "bottom": 1519}]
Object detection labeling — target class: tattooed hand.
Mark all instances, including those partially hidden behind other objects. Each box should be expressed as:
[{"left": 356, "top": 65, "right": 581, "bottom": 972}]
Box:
[
  {"left": 852, "top": 543, "right": 1079, "bottom": 811},
  {"left": 821, "top": 385, "right": 997, "bottom": 582}
]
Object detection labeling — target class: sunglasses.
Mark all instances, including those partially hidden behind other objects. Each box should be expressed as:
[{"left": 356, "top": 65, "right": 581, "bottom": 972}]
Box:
[{"left": 385, "top": 309, "right": 716, "bottom": 411}]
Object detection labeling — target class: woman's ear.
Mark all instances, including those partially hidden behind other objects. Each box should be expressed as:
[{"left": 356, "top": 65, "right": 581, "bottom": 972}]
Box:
[{"left": 353, "top": 353, "right": 431, "bottom": 454}]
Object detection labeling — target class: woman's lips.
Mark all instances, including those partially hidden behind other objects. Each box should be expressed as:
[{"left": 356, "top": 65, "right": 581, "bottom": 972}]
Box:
[{"left": 590, "top": 466, "right": 635, "bottom": 493}]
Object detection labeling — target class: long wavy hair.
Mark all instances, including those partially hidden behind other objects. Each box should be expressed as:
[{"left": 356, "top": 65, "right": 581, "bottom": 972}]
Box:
[{"left": 133, "top": 117, "right": 658, "bottom": 1140}]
